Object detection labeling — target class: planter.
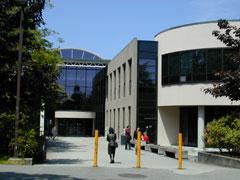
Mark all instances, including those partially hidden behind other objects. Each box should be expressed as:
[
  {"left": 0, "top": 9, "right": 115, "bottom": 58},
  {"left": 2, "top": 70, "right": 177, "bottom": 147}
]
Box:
[
  {"left": 198, "top": 151, "right": 240, "bottom": 169},
  {"left": 8, "top": 158, "right": 33, "bottom": 165}
]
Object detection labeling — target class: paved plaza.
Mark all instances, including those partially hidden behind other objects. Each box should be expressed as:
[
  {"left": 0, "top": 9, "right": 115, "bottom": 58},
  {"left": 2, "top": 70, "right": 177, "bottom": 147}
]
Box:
[{"left": 0, "top": 137, "right": 240, "bottom": 179}]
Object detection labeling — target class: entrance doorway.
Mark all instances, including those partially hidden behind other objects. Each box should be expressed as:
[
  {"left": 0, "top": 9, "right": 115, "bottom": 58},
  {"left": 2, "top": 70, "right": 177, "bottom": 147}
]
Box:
[
  {"left": 58, "top": 118, "right": 93, "bottom": 136},
  {"left": 180, "top": 107, "right": 198, "bottom": 147}
]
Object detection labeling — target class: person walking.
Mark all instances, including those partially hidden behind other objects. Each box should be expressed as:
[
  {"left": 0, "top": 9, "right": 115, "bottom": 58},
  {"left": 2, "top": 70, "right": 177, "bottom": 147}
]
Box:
[
  {"left": 107, "top": 127, "right": 117, "bottom": 163},
  {"left": 125, "top": 125, "right": 131, "bottom": 150}
]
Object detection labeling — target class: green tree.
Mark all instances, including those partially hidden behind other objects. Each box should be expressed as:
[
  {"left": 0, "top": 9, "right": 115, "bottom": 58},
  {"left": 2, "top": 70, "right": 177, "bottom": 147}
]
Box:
[
  {"left": 0, "top": 0, "right": 62, "bottom": 158},
  {"left": 204, "top": 19, "right": 240, "bottom": 102}
]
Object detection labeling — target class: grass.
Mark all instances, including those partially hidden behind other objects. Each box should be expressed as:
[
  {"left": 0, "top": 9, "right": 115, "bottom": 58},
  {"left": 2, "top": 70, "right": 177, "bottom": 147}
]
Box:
[{"left": 0, "top": 155, "right": 10, "bottom": 165}]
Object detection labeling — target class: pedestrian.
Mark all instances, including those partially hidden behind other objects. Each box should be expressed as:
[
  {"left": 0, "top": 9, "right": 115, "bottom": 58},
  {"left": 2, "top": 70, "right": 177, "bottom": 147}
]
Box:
[
  {"left": 134, "top": 128, "right": 140, "bottom": 154},
  {"left": 107, "top": 127, "right": 117, "bottom": 163},
  {"left": 143, "top": 131, "right": 149, "bottom": 144},
  {"left": 125, "top": 125, "right": 131, "bottom": 150}
]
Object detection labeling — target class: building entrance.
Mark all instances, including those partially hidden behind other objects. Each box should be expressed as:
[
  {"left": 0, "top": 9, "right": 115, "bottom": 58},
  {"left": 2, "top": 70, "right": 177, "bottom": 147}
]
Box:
[
  {"left": 180, "top": 107, "right": 198, "bottom": 147},
  {"left": 58, "top": 118, "right": 93, "bottom": 137}
]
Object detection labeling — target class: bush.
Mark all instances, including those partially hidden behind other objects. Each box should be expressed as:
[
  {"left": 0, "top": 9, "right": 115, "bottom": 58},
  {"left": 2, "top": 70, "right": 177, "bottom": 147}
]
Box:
[
  {"left": 204, "top": 116, "right": 240, "bottom": 154},
  {"left": 10, "top": 129, "right": 38, "bottom": 158},
  {"left": 0, "top": 113, "right": 15, "bottom": 155}
]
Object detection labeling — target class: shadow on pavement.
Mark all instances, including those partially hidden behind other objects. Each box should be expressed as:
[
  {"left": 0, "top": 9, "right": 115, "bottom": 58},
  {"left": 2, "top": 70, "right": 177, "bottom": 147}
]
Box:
[
  {"left": 46, "top": 159, "right": 92, "bottom": 164},
  {"left": 0, "top": 172, "right": 86, "bottom": 180},
  {"left": 47, "top": 139, "right": 88, "bottom": 153}
]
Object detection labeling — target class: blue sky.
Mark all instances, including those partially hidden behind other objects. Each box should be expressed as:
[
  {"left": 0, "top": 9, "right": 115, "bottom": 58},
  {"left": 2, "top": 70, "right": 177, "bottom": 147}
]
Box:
[{"left": 43, "top": 0, "right": 240, "bottom": 59}]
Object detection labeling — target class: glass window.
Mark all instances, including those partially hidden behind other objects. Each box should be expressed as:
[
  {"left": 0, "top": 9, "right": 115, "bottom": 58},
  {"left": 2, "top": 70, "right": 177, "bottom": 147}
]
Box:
[
  {"left": 168, "top": 53, "right": 180, "bottom": 83},
  {"left": 139, "top": 58, "right": 156, "bottom": 66},
  {"left": 193, "top": 50, "right": 206, "bottom": 81},
  {"left": 138, "top": 41, "right": 158, "bottom": 52},
  {"left": 76, "top": 69, "right": 86, "bottom": 87},
  {"left": 61, "top": 49, "right": 72, "bottom": 59},
  {"left": 86, "top": 70, "right": 97, "bottom": 87},
  {"left": 138, "top": 52, "right": 157, "bottom": 59},
  {"left": 73, "top": 49, "right": 83, "bottom": 59},
  {"left": 179, "top": 51, "right": 192, "bottom": 76},
  {"left": 207, "top": 49, "right": 222, "bottom": 80},
  {"left": 66, "top": 67, "right": 76, "bottom": 86},
  {"left": 83, "top": 51, "right": 94, "bottom": 60},
  {"left": 223, "top": 48, "right": 237, "bottom": 70},
  {"left": 162, "top": 55, "right": 168, "bottom": 84}
]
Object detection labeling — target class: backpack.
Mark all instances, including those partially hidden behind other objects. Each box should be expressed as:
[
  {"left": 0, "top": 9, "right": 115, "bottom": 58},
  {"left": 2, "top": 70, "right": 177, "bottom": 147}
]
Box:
[{"left": 109, "top": 133, "right": 116, "bottom": 147}]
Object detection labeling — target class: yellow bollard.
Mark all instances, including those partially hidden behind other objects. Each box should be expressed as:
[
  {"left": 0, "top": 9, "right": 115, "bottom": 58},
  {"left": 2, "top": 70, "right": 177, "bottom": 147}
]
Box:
[
  {"left": 136, "top": 131, "right": 141, "bottom": 168},
  {"left": 93, "top": 130, "right": 99, "bottom": 167},
  {"left": 178, "top": 133, "right": 183, "bottom": 169}
]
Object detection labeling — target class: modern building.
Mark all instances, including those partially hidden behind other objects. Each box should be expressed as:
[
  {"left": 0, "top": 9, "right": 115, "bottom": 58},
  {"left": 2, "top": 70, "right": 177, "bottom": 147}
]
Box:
[
  {"left": 105, "top": 20, "right": 240, "bottom": 148},
  {"left": 54, "top": 20, "right": 240, "bottom": 149},
  {"left": 105, "top": 39, "right": 158, "bottom": 143},
  {"left": 55, "top": 48, "right": 109, "bottom": 136}
]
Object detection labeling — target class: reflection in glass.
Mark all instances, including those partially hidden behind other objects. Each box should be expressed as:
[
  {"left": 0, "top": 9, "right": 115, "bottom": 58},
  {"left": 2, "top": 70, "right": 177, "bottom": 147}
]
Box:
[{"left": 162, "top": 48, "right": 237, "bottom": 85}]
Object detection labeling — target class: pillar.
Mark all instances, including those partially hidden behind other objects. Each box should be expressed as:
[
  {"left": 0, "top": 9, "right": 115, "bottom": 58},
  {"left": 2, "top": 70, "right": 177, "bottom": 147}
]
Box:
[{"left": 198, "top": 106, "right": 205, "bottom": 149}]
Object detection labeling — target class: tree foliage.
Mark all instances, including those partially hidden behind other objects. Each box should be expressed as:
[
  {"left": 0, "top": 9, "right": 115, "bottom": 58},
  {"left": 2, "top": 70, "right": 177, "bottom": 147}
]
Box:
[
  {"left": 0, "top": 0, "right": 62, "bottom": 158},
  {"left": 204, "top": 116, "right": 240, "bottom": 154},
  {"left": 204, "top": 19, "right": 240, "bottom": 101}
]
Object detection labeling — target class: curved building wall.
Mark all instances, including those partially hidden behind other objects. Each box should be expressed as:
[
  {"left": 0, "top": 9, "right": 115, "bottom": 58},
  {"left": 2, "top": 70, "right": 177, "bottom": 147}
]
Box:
[
  {"left": 155, "top": 21, "right": 240, "bottom": 107},
  {"left": 155, "top": 21, "right": 240, "bottom": 146}
]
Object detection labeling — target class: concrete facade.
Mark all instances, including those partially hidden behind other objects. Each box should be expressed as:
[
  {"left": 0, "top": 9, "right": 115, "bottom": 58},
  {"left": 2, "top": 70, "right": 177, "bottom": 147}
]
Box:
[
  {"left": 105, "top": 38, "right": 138, "bottom": 138},
  {"left": 155, "top": 21, "right": 240, "bottom": 147}
]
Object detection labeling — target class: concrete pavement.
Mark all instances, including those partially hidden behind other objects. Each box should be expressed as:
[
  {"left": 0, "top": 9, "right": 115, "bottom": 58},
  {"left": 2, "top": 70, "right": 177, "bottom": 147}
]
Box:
[
  {"left": 0, "top": 137, "right": 240, "bottom": 179},
  {"left": 43, "top": 137, "right": 237, "bottom": 175}
]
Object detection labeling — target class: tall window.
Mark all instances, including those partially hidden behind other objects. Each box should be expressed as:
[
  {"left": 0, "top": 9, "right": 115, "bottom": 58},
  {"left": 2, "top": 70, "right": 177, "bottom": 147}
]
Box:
[
  {"left": 106, "top": 110, "right": 108, "bottom": 127},
  {"left": 128, "top": 106, "right": 131, "bottom": 127},
  {"left": 128, "top": 59, "right": 132, "bottom": 95},
  {"left": 123, "top": 63, "right": 126, "bottom": 97},
  {"left": 114, "top": 71, "right": 116, "bottom": 100},
  {"left": 113, "top": 109, "right": 116, "bottom": 129},
  {"left": 118, "top": 108, "right": 120, "bottom": 138},
  {"left": 118, "top": 67, "right": 121, "bottom": 99},
  {"left": 106, "top": 76, "right": 108, "bottom": 100},
  {"left": 110, "top": 73, "right": 112, "bottom": 100},
  {"left": 110, "top": 109, "right": 112, "bottom": 127},
  {"left": 123, "top": 107, "right": 125, "bottom": 128}
]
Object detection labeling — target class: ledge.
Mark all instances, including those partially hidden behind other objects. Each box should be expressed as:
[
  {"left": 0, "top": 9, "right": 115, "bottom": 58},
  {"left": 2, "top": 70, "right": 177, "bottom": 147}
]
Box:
[
  {"left": 198, "top": 152, "right": 240, "bottom": 169},
  {"left": 8, "top": 158, "right": 33, "bottom": 165}
]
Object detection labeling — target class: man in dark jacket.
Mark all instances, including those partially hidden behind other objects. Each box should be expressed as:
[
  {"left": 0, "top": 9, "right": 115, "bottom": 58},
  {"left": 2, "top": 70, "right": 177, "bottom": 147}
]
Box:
[{"left": 125, "top": 125, "right": 131, "bottom": 150}]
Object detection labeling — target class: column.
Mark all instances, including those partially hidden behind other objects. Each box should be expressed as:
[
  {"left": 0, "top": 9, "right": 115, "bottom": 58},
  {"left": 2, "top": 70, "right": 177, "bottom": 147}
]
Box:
[{"left": 198, "top": 106, "right": 205, "bottom": 149}]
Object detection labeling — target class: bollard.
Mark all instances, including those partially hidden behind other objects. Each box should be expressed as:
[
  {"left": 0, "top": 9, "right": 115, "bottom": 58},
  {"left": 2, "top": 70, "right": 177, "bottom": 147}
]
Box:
[
  {"left": 136, "top": 131, "right": 141, "bottom": 168},
  {"left": 93, "top": 130, "right": 99, "bottom": 167},
  {"left": 178, "top": 133, "right": 182, "bottom": 169}
]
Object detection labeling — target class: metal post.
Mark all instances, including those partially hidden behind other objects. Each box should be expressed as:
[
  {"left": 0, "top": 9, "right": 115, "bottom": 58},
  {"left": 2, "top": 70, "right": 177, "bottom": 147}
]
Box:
[
  {"left": 178, "top": 133, "right": 183, "bottom": 169},
  {"left": 136, "top": 131, "right": 141, "bottom": 168},
  {"left": 93, "top": 130, "right": 99, "bottom": 167},
  {"left": 14, "top": 6, "right": 24, "bottom": 158}
]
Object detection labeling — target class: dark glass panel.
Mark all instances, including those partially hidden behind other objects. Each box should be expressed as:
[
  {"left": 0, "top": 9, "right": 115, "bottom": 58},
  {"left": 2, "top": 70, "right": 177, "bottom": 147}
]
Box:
[
  {"left": 193, "top": 50, "right": 206, "bottom": 81},
  {"left": 207, "top": 49, "right": 222, "bottom": 80},
  {"left": 179, "top": 51, "right": 192, "bottom": 78},
  {"left": 139, "top": 58, "right": 156, "bottom": 66},
  {"left": 86, "top": 69, "right": 98, "bottom": 87},
  {"left": 83, "top": 51, "right": 94, "bottom": 60},
  {"left": 138, "top": 52, "right": 157, "bottom": 59},
  {"left": 223, "top": 48, "right": 237, "bottom": 70},
  {"left": 66, "top": 67, "right": 76, "bottom": 86},
  {"left": 76, "top": 69, "right": 86, "bottom": 88},
  {"left": 138, "top": 41, "right": 158, "bottom": 52},
  {"left": 61, "top": 49, "right": 72, "bottom": 59},
  {"left": 73, "top": 49, "right": 83, "bottom": 59},
  {"left": 168, "top": 53, "right": 179, "bottom": 83}
]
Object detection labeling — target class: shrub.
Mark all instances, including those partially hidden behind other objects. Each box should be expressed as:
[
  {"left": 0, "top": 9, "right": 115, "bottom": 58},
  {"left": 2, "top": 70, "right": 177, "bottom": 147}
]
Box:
[
  {"left": 204, "top": 116, "right": 240, "bottom": 154},
  {"left": 0, "top": 113, "right": 15, "bottom": 155}
]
